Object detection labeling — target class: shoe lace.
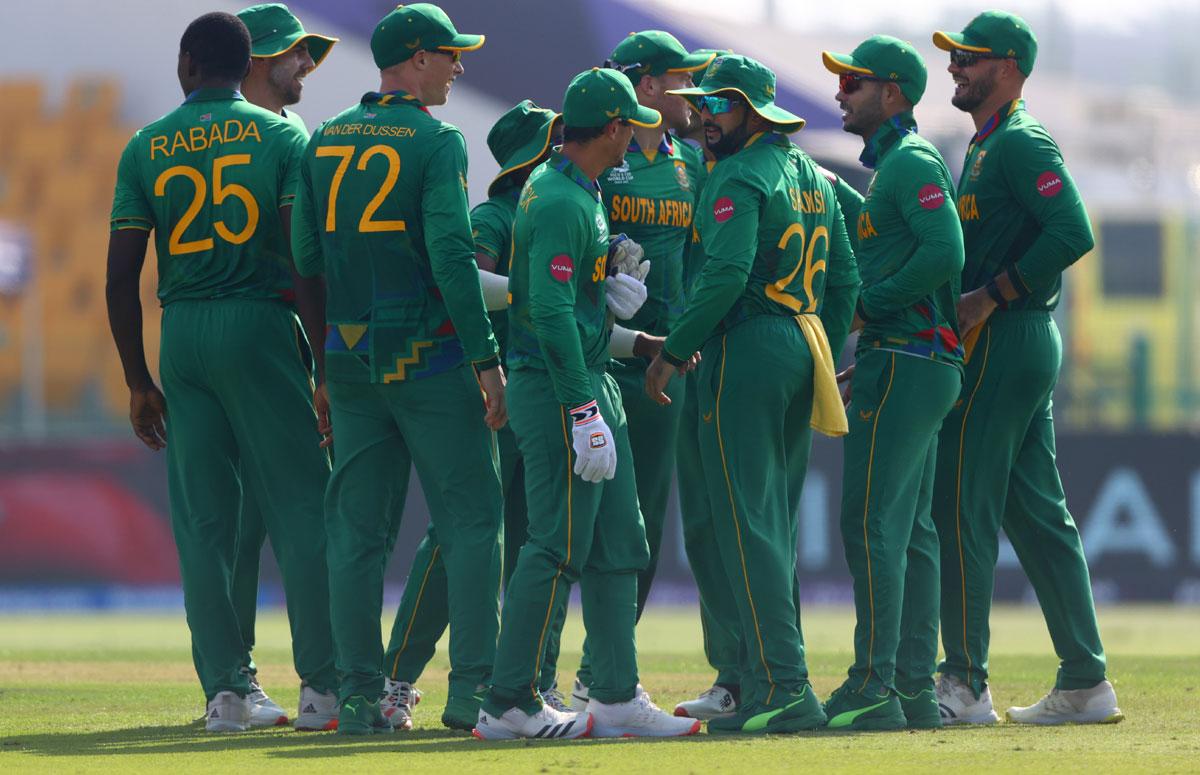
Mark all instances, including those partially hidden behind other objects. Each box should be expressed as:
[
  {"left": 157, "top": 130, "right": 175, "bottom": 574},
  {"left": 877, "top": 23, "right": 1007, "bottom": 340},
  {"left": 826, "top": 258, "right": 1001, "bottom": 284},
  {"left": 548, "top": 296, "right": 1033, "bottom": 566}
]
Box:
[
  {"left": 542, "top": 687, "right": 570, "bottom": 713},
  {"left": 1040, "top": 689, "right": 1075, "bottom": 715}
]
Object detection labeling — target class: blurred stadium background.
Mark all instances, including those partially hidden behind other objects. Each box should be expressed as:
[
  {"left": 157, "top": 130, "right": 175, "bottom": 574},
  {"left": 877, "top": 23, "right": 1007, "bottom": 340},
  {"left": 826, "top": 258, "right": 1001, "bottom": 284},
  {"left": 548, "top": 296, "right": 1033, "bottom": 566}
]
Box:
[{"left": 0, "top": 0, "right": 1196, "bottom": 610}]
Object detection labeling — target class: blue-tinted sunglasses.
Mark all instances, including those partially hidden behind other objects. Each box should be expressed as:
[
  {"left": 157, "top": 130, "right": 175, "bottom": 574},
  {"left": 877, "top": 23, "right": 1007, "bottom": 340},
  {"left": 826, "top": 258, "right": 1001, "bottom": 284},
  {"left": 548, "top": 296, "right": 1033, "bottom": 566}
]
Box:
[{"left": 696, "top": 94, "right": 743, "bottom": 115}]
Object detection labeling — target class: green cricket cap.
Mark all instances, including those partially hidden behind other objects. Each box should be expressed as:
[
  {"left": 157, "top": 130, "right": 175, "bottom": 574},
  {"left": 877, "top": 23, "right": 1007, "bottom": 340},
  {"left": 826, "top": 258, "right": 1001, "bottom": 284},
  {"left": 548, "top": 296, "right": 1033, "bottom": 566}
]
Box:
[
  {"left": 371, "top": 3, "right": 484, "bottom": 69},
  {"left": 607, "top": 30, "right": 715, "bottom": 82},
  {"left": 668, "top": 54, "right": 805, "bottom": 134},
  {"left": 237, "top": 3, "right": 337, "bottom": 68},
  {"left": 822, "top": 35, "right": 927, "bottom": 105},
  {"left": 562, "top": 68, "right": 661, "bottom": 129},
  {"left": 933, "top": 10, "right": 1038, "bottom": 76},
  {"left": 487, "top": 100, "right": 561, "bottom": 196}
]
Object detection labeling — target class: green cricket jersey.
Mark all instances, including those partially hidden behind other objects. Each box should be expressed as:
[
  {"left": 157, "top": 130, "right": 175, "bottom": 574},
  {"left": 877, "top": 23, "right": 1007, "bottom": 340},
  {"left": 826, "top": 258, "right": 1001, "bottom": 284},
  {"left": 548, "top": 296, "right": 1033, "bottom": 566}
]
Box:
[
  {"left": 956, "top": 99, "right": 1094, "bottom": 309},
  {"left": 292, "top": 90, "right": 499, "bottom": 384},
  {"left": 281, "top": 108, "right": 308, "bottom": 134},
  {"left": 852, "top": 113, "right": 964, "bottom": 365},
  {"left": 470, "top": 179, "right": 520, "bottom": 363},
  {"left": 663, "top": 132, "right": 856, "bottom": 362},
  {"left": 817, "top": 166, "right": 864, "bottom": 291},
  {"left": 110, "top": 88, "right": 307, "bottom": 306},
  {"left": 507, "top": 151, "right": 611, "bottom": 407},
  {"left": 678, "top": 140, "right": 711, "bottom": 297},
  {"left": 602, "top": 133, "right": 703, "bottom": 336}
]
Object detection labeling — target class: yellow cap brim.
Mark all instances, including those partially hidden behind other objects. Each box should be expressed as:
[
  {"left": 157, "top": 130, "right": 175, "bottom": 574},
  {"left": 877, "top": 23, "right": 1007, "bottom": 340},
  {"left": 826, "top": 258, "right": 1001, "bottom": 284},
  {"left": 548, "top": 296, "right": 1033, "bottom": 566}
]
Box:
[
  {"left": 932, "top": 31, "right": 992, "bottom": 53},
  {"left": 820, "top": 51, "right": 873, "bottom": 76}
]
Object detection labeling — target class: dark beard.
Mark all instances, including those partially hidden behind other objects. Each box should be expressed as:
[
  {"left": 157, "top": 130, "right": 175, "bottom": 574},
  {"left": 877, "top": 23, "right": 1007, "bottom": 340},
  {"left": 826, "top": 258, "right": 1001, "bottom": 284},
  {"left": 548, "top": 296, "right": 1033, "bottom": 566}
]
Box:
[
  {"left": 951, "top": 71, "right": 996, "bottom": 112},
  {"left": 705, "top": 115, "right": 751, "bottom": 160}
]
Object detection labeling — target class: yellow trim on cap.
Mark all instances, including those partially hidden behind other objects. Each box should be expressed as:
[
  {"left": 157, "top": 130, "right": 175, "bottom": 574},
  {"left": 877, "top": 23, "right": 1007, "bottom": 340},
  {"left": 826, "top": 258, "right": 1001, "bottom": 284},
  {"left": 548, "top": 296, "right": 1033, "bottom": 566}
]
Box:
[
  {"left": 674, "top": 86, "right": 806, "bottom": 133},
  {"left": 820, "top": 51, "right": 873, "bottom": 76},
  {"left": 253, "top": 34, "right": 340, "bottom": 70},
  {"left": 932, "top": 31, "right": 992, "bottom": 53},
  {"left": 666, "top": 50, "right": 717, "bottom": 74},
  {"left": 438, "top": 34, "right": 485, "bottom": 52},
  {"left": 628, "top": 114, "right": 662, "bottom": 129},
  {"left": 489, "top": 114, "right": 562, "bottom": 189}
]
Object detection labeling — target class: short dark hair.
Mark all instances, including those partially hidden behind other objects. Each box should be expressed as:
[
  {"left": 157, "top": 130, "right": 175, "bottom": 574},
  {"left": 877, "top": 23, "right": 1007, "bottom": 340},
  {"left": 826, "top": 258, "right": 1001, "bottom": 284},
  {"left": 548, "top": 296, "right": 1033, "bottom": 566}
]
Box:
[
  {"left": 180, "top": 12, "right": 251, "bottom": 82},
  {"left": 563, "top": 122, "right": 614, "bottom": 144}
]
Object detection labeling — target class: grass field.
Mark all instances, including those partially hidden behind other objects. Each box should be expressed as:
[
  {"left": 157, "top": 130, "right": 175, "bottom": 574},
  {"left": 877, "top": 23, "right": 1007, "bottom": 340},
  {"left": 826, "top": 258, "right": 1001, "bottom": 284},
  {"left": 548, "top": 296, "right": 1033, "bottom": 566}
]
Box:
[{"left": 0, "top": 605, "right": 1197, "bottom": 773}]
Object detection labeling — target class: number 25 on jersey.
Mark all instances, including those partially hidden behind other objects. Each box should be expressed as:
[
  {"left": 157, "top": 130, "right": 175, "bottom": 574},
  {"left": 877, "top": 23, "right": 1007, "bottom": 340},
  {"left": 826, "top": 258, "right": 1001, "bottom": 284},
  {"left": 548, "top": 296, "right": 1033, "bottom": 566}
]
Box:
[{"left": 153, "top": 155, "right": 259, "bottom": 256}]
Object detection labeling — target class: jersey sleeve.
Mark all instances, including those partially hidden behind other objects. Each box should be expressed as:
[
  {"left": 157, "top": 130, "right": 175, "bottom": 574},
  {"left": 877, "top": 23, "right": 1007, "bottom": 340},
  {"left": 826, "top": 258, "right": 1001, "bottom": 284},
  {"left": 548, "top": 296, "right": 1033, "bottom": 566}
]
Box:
[
  {"left": 276, "top": 122, "right": 309, "bottom": 209},
  {"left": 471, "top": 200, "right": 511, "bottom": 270},
  {"left": 110, "top": 135, "right": 153, "bottom": 233},
  {"left": 664, "top": 172, "right": 760, "bottom": 362},
  {"left": 820, "top": 171, "right": 863, "bottom": 288},
  {"left": 290, "top": 130, "right": 324, "bottom": 277},
  {"left": 527, "top": 197, "right": 593, "bottom": 406},
  {"left": 422, "top": 128, "right": 499, "bottom": 368},
  {"left": 1000, "top": 128, "right": 1095, "bottom": 295},
  {"left": 857, "top": 150, "right": 964, "bottom": 320},
  {"left": 819, "top": 191, "right": 861, "bottom": 358}
]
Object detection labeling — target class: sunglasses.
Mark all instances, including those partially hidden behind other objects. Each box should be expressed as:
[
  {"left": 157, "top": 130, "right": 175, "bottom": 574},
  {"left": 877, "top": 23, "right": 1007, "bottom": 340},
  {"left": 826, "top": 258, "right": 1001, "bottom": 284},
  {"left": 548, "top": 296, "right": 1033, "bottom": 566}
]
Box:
[
  {"left": 949, "top": 49, "right": 1006, "bottom": 68},
  {"left": 429, "top": 48, "right": 461, "bottom": 63},
  {"left": 838, "top": 73, "right": 885, "bottom": 94},
  {"left": 696, "top": 94, "right": 743, "bottom": 115}
]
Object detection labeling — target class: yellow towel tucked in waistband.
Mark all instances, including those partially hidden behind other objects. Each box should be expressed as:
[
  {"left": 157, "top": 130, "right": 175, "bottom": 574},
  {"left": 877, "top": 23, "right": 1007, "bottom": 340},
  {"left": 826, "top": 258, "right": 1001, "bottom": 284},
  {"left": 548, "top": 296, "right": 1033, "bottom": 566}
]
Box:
[{"left": 794, "top": 313, "right": 848, "bottom": 437}]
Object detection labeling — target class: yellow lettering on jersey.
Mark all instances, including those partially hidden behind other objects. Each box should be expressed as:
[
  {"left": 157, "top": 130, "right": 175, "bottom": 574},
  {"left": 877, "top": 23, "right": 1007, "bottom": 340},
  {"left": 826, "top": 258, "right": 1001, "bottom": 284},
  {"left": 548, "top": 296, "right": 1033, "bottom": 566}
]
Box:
[
  {"left": 788, "top": 187, "right": 827, "bottom": 215},
  {"left": 149, "top": 119, "right": 261, "bottom": 159},
  {"left": 957, "top": 193, "right": 980, "bottom": 222},
  {"left": 857, "top": 210, "right": 879, "bottom": 241},
  {"left": 592, "top": 253, "right": 608, "bottom": 282},
  {"left": 610, "top": 195, "right": 695, "bottom": 227},
  {"left": 149, "top": 135, "right": 168, "bottom": 160},
  {"left": 239, "top": 120, "right": 261, "bottom": 144},
  {"left": 188, "top": 126, "right": 208, "bottom": 152},
  {"left": 323, "top": 123, "right": 417, "bottom": 138}
]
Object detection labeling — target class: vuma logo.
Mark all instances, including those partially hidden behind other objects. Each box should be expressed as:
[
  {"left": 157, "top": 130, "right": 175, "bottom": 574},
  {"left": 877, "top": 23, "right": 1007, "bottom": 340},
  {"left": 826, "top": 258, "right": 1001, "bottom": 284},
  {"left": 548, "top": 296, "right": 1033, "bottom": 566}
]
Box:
[
  {"left": 549, "top": 254, "right": 574, "bottom": 283},
  {"left": 1036, "top": 171, "right": 1063, "bottom": 197},
  {"left": 713, "top": 197, "right": 735, "bottom": 223},
  {"left": 918, "top": 184, "right": 945, "bottom": 210}
]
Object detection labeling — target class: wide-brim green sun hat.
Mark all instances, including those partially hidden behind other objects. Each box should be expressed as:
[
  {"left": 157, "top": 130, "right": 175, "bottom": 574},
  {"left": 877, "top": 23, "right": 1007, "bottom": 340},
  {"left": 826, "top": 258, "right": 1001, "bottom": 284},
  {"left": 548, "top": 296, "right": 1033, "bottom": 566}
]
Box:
[
  {"left": 238, "top": 3, "right": 338, "bottom": 69},
  {"left": 487, "top": 101, "right": 561, "bottom": 196},
  {"left": 668, "top": 53, "right": 804, "bottom": 134}
]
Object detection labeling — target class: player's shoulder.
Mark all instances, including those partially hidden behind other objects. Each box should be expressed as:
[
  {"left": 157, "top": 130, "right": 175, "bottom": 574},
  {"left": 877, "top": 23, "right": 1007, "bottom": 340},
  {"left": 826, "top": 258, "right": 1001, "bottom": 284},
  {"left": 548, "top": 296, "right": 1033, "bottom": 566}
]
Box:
[
  {"left": 471, "top": 192, "right": 517, "bottom": 220},
  {"left": 890, "top": 134, "right": 950, "bottom": 177},
  {"left": 995, "top": 107, "right": 1059, "bottom": 155}
]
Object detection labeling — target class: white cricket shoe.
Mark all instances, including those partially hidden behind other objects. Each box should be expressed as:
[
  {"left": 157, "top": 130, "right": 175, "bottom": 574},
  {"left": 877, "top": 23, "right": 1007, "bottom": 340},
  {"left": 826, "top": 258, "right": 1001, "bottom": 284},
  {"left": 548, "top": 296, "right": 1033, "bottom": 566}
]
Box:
[
  {"left": 205, "top": 690, "right": 251, "bottom": 733},
  {"left": 673, "top": 685, "right": 737, "bottom": 720},
  {"left": 541, "top": 684, "right": 572, "bottom": 713},
  {"left": 589, "top": 686, "right": 702, "bottom": 738},
  {"left": 472, "top": 704, "right": 593, "bottom": 740},
  {"left": 935, "top": 673, "right": 999, "bottom": 725},
  {"left": 294, "top": 683, "right": 339, "bottom": 731},
  {"left": 381, "top": 678, "right": 420, "bottom": 731},
  {"left": 246, "top": 673, "right": 288, "bottom": 728},
  {"left": 570, "top": 677, "right": 590, "bottom": 712},
  {"left": 1006, "top": 680, "right": 1124, "bottom": 725}
]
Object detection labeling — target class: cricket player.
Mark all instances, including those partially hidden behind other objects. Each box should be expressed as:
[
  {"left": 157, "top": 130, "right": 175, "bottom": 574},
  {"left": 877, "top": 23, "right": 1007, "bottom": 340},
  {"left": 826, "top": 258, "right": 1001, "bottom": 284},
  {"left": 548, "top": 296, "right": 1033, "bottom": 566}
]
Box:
[
  {"left": 106, "top": 11, "right": 338, "bottom": 733},
  {"left": 563, "top": 29, "right": 714, "bottom": 712},
  {"left": 646, "top": 54, "right": 858, "bottom": 734},
  {"left": 475, "top": 67, "right": 699, "bottom": 740},
  {"left": 929, "top": 10, "right": 1122, "bottom": 725},
  {"left": 819, "top": 36, "right": 964, "bottom": 730},
  {"left": 290, "top": 3, "right": 506, "bottom": 735},
  {"left": 206, "top": 2, "right": 336, "bottom": 726}
]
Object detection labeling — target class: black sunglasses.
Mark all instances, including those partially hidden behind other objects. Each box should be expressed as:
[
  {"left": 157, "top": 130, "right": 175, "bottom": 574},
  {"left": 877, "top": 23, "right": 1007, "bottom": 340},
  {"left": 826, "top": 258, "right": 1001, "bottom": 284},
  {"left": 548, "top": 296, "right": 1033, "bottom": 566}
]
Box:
[
  {"left": 838, "top": 73, "right": 886, "bottom": 94},
  {"left": 950, "top": 49, "right": 1008, "bottom": 68}
]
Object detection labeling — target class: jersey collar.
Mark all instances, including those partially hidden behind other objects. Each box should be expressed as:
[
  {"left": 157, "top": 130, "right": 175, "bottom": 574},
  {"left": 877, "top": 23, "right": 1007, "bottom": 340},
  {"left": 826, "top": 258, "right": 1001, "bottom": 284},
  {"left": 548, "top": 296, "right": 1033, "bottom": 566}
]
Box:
[
  {"left": 184, "top": 87, "right": 243, "bottom": 104},
  {"left": 859, "top": 111, "right": 917, "bottom": 170},
  {"left": 971, "top": 99, "right": 1024, "bottom": 146},
  {"left": 549, "top": 150, "right": 601, "bottom": 201},
  {"left": 627, "top": 132, "right": 673, "bottom": 160},
  {"left": 361, "top": 89, "right": 430, "bottom": 115}
]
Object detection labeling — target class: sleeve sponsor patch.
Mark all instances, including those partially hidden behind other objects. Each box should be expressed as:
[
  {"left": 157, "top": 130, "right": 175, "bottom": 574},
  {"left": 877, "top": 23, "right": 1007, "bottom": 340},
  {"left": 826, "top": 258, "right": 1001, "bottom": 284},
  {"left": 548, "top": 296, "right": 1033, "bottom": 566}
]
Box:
[
  {"left": 1036, "top": 171, "right": 1063, "bottom": 197},
  {"left": 549, "top": 254, "right": 575, "bottom": 283},
  {"left": 917, "top": 183, "right": 945, "bottom": 210},
  {"left": 713, "top": 196, "right": 735, "bottom": 223}
]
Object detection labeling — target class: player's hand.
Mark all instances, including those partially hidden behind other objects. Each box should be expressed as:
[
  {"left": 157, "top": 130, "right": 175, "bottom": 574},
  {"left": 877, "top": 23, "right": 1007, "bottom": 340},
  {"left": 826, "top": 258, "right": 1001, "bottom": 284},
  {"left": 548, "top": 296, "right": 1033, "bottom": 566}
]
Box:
[
  {"left": 644, "top": 354, "right": 678, "bottom": 405},
  {"left": 836, "top": 364, "right": 855, "bottom": 408},
  {"left": 568, "top": 400, "right": 617, "bottom": 482},
  {"left": 957, "top": 287, "right": 998, "bottom": 337},
  {"left": 478, "top": 365, "right": 508, "bottom": 431},
  {"left": 632, "top": 332, "right": 664, "bottom": 360},
  {"left": 605, "top": 273, "right": 648, "bottom": 320},
  {"left": 314, "top": 382, "right": 333, "bottom": 449},
  {"left": 129, "top": 384, "right": 167, "bottom": 451},
  {"left": 608, "top": 234, "right": 650, "bottom": 281}
]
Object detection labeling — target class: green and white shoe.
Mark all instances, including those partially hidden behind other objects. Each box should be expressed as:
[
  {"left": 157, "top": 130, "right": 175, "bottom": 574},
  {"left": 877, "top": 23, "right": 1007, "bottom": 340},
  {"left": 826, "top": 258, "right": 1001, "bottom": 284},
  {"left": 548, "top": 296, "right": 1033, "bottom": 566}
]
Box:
[
  {"left": 897, "top": 688, "right": 942, "bottom": 729},
  {"left": 822, "top": 682, "right": 906, "bottom": 731},
  {"left": 707, "top": 685, "right": 826, "bottom": 734},
  {"left": 337, "top": 695, "right": 393, "bottom": 736}
]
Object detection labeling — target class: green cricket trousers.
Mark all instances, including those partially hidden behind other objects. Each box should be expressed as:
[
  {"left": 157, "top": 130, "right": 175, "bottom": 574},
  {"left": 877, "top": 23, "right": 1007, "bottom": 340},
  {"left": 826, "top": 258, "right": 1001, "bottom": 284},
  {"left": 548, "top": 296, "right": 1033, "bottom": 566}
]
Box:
[
  {"left": 483, "top": 367, "right": 650, "bottom": 715},
  {"left": 933, "top": 311, "right": 1106, "bottom": 695},
  {"left": 324, "top": 366, "right": 503, "bottom": 703},
  {"left": 161, "top": 299, "right": 336, "bottom": 701},
  {"left": 840, "top": 349, "right": 960, "bottom": 696}
]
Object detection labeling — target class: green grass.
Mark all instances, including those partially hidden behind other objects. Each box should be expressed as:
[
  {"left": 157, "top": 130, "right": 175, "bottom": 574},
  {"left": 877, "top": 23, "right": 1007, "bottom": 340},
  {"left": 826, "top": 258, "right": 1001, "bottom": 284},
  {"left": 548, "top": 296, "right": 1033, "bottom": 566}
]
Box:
[{"left": 1, "top": 606, "right": 1197, "bottom": 772}]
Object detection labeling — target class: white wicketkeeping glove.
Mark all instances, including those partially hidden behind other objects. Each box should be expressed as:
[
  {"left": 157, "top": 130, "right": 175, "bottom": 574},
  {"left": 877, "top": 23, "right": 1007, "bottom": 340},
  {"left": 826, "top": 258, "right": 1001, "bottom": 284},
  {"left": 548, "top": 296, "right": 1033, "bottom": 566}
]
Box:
[
  {"left": 608, "top": 233, "right": 651, "bottom": 281},
  {"left": 568, "top": 400, "right": 617, "bottom": 483},
  {"left": 605, "top": 273, "right": 648, "bottom": 320}
]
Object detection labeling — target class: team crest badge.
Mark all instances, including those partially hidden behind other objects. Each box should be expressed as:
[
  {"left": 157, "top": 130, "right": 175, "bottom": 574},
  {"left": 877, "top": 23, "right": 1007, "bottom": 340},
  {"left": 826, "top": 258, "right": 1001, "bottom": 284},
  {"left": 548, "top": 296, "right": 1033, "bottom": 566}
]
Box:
[
  {"left": 969, "top": 150, "right": 987, "bottom": 182},
  {"left": 674, "top": 161, "right": 690, "bottom": 191}
]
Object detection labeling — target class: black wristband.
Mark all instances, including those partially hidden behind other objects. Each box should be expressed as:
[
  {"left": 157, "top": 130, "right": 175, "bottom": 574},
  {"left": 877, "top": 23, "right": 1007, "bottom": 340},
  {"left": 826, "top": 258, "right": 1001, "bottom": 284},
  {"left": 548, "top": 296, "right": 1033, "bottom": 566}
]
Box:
[
  {"left": 472, "top": 355, "right": 500, "bottom": 375},
  {"left": 1005, "top": 266, "right": 1030, "bottom": 298},
  {"left": 984, "top": 279, "right": 1007, "bottom": 306},
  {"left": 662, "top": 348, "right": 688, "bottom": 368}
]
